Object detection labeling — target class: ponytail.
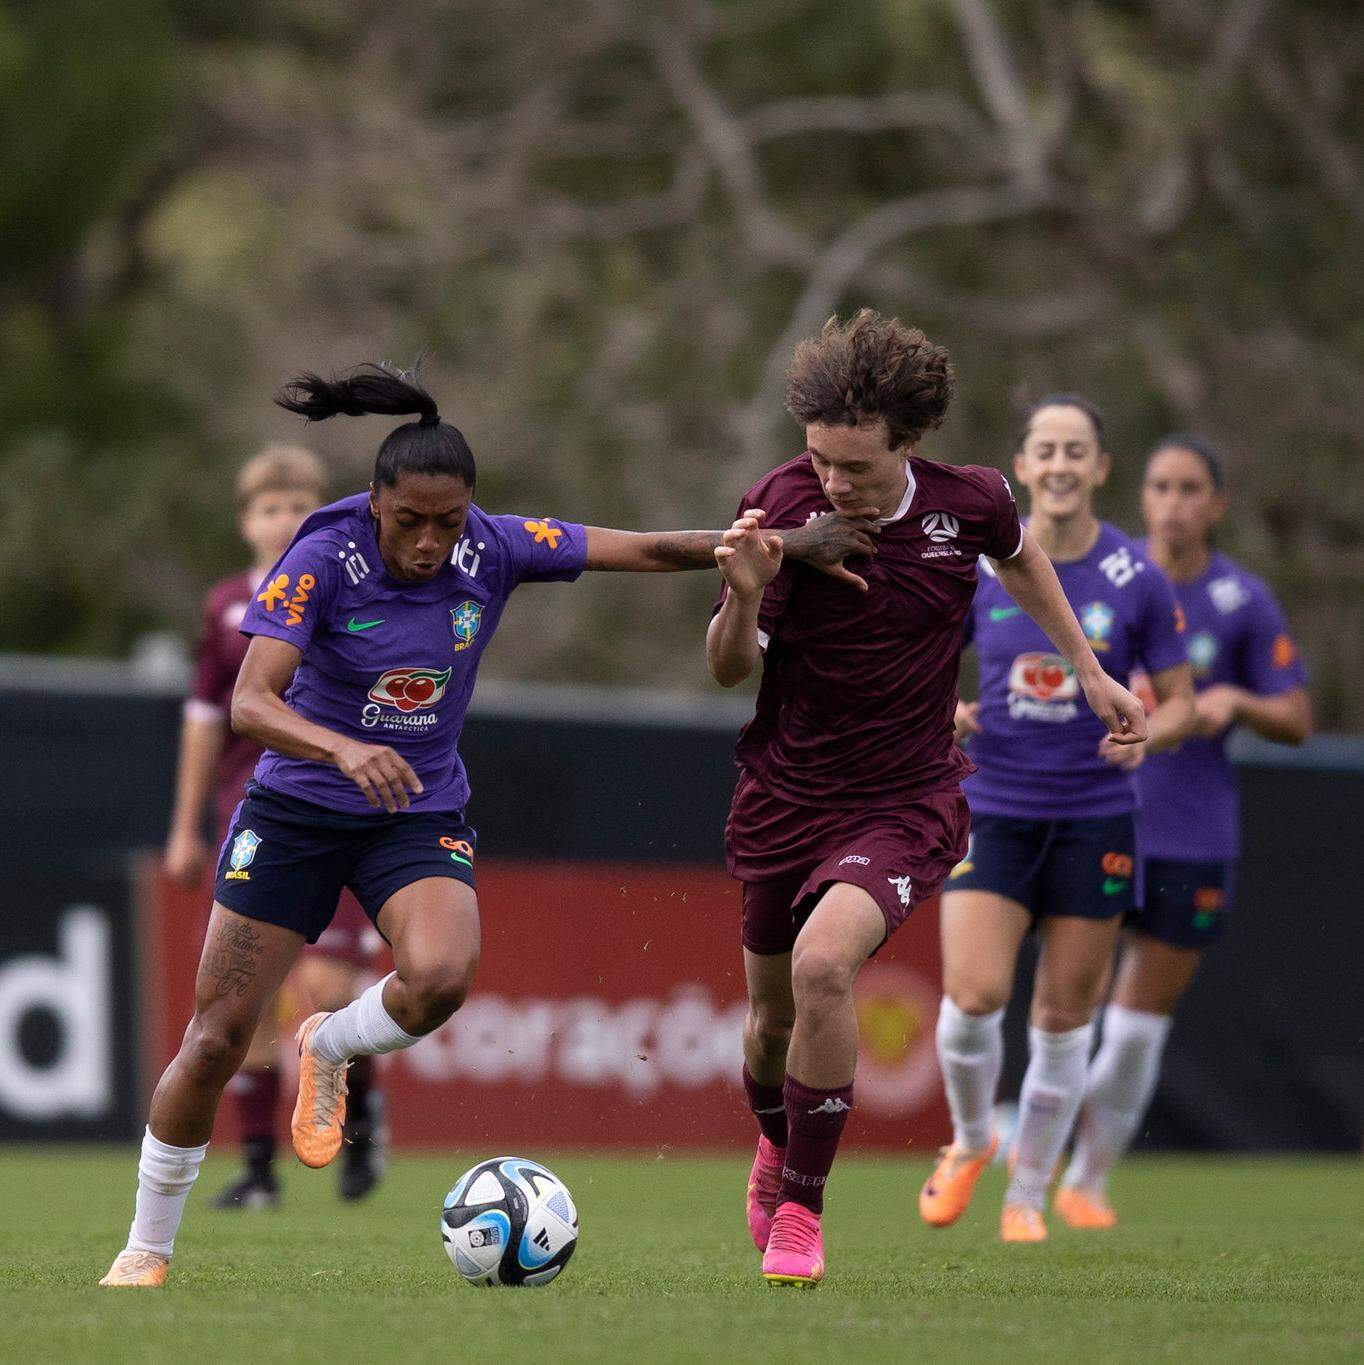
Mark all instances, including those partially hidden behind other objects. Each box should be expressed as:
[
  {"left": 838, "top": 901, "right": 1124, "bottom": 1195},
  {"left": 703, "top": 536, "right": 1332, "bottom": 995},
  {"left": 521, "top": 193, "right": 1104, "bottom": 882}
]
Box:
[{"left": 276, "top": 360, "right": 476, "bottom": 488}]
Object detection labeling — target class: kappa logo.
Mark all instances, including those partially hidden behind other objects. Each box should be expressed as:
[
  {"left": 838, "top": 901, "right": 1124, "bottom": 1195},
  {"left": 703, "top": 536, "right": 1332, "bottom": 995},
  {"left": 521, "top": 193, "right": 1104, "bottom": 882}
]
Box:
[
  {"left": 887, "top": 875, "right": 913, "bottom": 908},
  {"left": 226, "top": 829, "right": 260, "bottom": 881},
  {"left": 922, "top": 512, "right": 959, "bottom": 543},
  {"left": 808, "top": 1097, "right": 851, "bottom": 1115}
]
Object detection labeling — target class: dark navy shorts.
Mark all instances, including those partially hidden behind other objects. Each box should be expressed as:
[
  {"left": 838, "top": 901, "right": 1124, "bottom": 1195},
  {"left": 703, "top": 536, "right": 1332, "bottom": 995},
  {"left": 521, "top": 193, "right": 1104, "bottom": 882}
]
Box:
[
  {"left": 1127, "top": 857, "right": 1233, "bottom": 949},
  {"left": 943, "top": 812, "right": 1136, "bottom": 919},
  {"left": 214, "top": 783, "right": 477, "bottom": 943}
]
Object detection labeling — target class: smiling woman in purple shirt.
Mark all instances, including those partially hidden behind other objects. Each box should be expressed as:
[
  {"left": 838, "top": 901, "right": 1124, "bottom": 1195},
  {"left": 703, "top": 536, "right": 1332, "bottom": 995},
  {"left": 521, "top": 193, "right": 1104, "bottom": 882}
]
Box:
[
  {"left": 1057, "top": 436, "right": 1311, "bottom": 1229},
  {"left": 921, "top": 395, "right": 1195, "bottom": 1245},
  {"left": 98, "top": 362, "right": 876, "bottom": 1289}
]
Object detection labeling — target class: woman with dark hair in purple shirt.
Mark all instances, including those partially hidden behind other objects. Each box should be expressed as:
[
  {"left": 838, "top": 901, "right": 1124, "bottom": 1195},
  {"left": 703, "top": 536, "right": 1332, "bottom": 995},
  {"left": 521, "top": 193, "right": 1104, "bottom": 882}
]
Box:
[
  {"left": 1055, "top": 436, "right": 1311, "bottom": 1229},
  {"left": 99, "top": 362, "right": 874, "bottom": 1288},
  {"left": 921, "top": 396, "right": 1195, "bottom": 1244}
]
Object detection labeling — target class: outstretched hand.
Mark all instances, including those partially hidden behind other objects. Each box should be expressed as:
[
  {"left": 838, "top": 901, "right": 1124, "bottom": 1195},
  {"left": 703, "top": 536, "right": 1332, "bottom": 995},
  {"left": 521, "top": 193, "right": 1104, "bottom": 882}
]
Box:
[
  {"left": 1082, "top": 672, "right": 1147, "bottom": 747},
  {"left": 784, "top": 507, "right": 881, "bottom": 592},
  {"left": 714, "top": 508, "right": 783, "bottom": 599}
]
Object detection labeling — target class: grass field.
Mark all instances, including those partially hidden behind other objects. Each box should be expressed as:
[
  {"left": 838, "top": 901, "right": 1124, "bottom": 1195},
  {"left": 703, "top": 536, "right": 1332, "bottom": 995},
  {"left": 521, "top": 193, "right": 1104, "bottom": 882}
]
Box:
[{"left": 1, "top": 1148, "right": 1359, "bottom": 1364}]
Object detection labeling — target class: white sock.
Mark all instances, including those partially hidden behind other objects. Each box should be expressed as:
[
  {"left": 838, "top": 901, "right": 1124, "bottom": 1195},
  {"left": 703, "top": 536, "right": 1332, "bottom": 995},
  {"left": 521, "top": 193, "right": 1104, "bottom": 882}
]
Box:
[
  {"left": 309, "top": 972, "right": 421, "bottom": 1064},
  {"left": 936, "top": 996, "right": 1005, "bottom": 1153},
  {"left": 1063, "top": 1003, "right": 1173, "bottom": 1193},
  {"left": 125, "top": 1127, "right": 209, "bottom": 1258},
  {"left": 1006, "top": 1022, "right": 1093, "bottom": 1209}
]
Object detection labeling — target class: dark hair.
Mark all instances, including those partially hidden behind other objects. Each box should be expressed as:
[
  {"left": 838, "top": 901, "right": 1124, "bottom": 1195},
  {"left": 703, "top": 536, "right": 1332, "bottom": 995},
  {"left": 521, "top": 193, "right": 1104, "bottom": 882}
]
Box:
[
  {"left": 1148, "top": 433, "right": 1225, "bottom": 491},
  {"left": 1019, "top": 392, "right": 1106, "bottom": 448},
  {"left": 785, "top": 308, "right": 954, "bottom": 450},
  {"left": 275, "top": 361, "right": 476, "bottom": 489}
]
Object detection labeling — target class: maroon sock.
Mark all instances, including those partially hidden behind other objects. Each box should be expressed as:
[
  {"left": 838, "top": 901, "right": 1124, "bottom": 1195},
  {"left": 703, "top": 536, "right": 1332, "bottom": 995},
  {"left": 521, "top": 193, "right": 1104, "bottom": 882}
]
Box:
[
  {"left": 233, "top": 1066, "right": 280, "bottom": 1145},
  {"left": 743, "top": 1064, "right": 788, "bottom": 1149},
  {"left": 778, "top": 1076, "right": 854, "bottom": 1214}
]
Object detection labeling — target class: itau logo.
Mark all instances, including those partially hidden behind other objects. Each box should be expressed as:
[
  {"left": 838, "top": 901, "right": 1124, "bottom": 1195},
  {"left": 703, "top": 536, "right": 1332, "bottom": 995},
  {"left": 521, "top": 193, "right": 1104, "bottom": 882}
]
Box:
[
  {"left": 921, "top": 512, "right": 959, "bottom": 543},
  {"left": 368, "top": 666, "right": 453, "bottom": 712}
]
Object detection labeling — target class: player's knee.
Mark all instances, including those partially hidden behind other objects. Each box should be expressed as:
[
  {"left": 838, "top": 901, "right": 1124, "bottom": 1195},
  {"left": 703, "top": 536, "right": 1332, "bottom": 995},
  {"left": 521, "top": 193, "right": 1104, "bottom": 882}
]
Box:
[
  {"left": 404, "top": 955, "right": 479, "bottom": 1028},
  {"left": 790, "top": 943, "right": 856, "bottom": 1009},
  {"left": 746, "top": 1004, "right": 794, "bottom": 1054},
  {"left": 1031, "top": 1001, "right": 1094, "bottom": 1033},
  {"left": 182, "top": 1013, "right": 251, "bottom": 1085},
  {"left": 945, "top": 983, "right": 1009, "bottom": 1017}
]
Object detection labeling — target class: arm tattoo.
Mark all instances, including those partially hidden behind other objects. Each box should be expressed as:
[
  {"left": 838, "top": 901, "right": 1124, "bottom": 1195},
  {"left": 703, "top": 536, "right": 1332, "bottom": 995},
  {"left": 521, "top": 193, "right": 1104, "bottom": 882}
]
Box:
[
  {"left": 647, "top": 531, "right": 723, "bottom": 568},
  {"left": 201, "top": 916, "right": 265, "bottom": 998}
]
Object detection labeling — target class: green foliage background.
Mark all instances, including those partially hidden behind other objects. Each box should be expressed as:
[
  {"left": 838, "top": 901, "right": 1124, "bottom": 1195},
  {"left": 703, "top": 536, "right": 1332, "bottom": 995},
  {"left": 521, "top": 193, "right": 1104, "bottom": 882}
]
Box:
[{"left": 2, "top": 0, "right": 1360, "bottom": 721}]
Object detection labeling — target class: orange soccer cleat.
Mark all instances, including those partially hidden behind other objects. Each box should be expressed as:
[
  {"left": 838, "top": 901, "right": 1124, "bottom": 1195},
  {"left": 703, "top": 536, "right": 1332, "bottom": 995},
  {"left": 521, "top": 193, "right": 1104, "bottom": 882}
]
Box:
[
  {"left": 919, "top": 1134, "right": 999, "bottom": 1228},
  {"left": 1001, "top": 1203, "right": 1048, "bottom": 1243},
  {"left": 99, "top": 1249, "right": 169, "bottom": 1287},
  {"left": 1054, "top": 1185, "right": 1117, "bottom": 1230},
  {"left": 291, "top": 1012, "right": 349, "bottom": 1169}
]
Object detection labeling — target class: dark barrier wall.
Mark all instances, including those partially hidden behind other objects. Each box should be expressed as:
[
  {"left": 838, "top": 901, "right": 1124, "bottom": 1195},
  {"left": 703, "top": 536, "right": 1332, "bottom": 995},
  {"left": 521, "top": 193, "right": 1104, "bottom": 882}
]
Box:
[{"left": 1, "top": 660, "right": 1360, "bottom": 1148}]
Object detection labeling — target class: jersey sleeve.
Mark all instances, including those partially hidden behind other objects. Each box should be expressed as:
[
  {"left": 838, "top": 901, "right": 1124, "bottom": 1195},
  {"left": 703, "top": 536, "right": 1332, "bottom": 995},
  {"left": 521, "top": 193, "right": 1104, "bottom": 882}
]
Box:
[
  {"left": 239, "top": 537, "right": 340, "bottom": 653},
  {"left": 1241, "top": 585, "right": 1307, "bottom": 695},
  {"left": 187, "top": 593, "right": 234, "bottom": 720},
  {"left": 982, "top": 469, "right": 1024, "bottom": 561},
  {"left": 492, "top": 515, "right": 588, "bottom": 587},
  {"left": 1134, "top": 563, "right": 1189, "bottom": 675}
]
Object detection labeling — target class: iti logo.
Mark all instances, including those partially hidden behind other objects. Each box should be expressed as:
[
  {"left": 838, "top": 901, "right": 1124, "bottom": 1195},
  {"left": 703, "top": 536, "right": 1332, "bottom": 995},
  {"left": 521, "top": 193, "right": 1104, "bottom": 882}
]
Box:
[
  {"left": 226, "top": 829, "right": 260, "bottom": 880},
  {"left": 921, "top": 512, "right": 959, "bottom": 543},
  {"left": 451, "top": 601, "right": 483, "bottom": 652},
  {"left": 368, "top": 666, "right": 453, "bottom": 712},
  {"left": 1080, "top": 600, "right": 1115, "bottom": 651},
  {"left": 1008, "top": 652, "right": 1078, "bottom": 702}
]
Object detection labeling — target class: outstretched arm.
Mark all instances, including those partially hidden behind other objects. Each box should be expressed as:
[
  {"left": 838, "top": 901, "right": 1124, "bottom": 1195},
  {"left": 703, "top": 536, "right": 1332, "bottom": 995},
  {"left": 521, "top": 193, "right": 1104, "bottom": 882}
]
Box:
[
  {"left": 992, "top": 530, "right": 1148, "bottom": 745},
  {"left": 584, "top": 510, "right": 876, "bottom": 586}
]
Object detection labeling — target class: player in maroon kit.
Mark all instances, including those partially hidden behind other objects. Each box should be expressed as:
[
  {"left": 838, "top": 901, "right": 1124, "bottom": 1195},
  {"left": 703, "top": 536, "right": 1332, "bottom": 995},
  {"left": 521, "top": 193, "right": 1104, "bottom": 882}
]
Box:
[
  {"left": 164, "top": 446, "right": 387, "bottom": 1207},
  {"left": 708, "top": 311, "right": 1147, "bottom": 1287}
]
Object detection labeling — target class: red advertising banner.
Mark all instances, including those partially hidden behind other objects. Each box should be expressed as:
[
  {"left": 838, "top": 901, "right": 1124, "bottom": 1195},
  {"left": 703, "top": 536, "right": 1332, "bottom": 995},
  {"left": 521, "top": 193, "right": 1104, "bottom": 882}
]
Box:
[{"left": 145, "top": 860, "right": 949, "bottom": 1150}]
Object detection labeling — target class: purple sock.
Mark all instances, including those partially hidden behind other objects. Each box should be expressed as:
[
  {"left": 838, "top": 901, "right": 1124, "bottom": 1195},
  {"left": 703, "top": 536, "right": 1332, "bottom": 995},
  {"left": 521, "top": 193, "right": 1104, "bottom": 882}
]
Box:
[
  {"left": 779, "top": 1075, "right": 854, "bottom": 1214},
  {"left": 743, "top": 1064, "right": 788, "bottom": 1149}
]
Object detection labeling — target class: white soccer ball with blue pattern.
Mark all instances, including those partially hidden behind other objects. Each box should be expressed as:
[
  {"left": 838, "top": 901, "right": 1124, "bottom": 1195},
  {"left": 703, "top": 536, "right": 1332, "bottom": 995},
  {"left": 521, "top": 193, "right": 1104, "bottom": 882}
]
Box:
[{"left": 440, "top": 1157, "right": 579, "bottom": 1287}]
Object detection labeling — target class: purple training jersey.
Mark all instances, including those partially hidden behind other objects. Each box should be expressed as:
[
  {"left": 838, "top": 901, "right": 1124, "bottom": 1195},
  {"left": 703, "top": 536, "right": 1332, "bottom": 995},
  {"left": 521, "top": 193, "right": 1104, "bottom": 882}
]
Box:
[
  {"left": 1134, "top": 548, "right": 1306, "bottom": 861},
  {"left": 239, "top": 494, "right": 586, "bottom": 814},
  {"left": 963, "top": 521, "right": 1187, "bottom": 820}
]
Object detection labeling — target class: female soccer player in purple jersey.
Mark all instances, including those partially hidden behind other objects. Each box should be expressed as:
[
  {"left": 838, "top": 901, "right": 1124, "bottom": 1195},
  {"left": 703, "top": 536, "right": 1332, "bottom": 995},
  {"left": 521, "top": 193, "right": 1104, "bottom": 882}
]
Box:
[
  {"left": 922, "top": 395, "right": 1195, "bottom": 1244},
  {"left": 1055, "top": 436, "right": 1310, "bottom": 1229},
  {"left": 709, "top": 318, "right": 1148, "bottom": 1288},
  {"left": 100, "top": 363, "right": 875, "bottom": 1288}
]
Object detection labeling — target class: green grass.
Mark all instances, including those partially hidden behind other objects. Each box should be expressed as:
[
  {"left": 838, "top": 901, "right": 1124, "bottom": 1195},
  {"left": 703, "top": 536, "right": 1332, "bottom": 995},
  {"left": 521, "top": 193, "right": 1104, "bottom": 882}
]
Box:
[{"left": 0, "top": 1148, "right": 1360, "bottom": 1363}]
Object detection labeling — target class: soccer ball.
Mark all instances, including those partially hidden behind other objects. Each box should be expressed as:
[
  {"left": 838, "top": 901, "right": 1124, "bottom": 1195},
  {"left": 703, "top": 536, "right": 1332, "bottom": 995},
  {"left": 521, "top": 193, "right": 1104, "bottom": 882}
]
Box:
[{"left": 440, "top": 1156, "right": 579, "bottom": 1287}]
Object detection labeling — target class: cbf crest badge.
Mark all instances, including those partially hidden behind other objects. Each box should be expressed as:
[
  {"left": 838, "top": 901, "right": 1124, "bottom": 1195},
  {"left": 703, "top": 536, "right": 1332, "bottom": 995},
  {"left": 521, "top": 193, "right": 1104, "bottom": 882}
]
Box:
[
  {"left": 1081, "top": 600, "right": 1115, "bottom": 651},
  {"left": 227, "top": 828, "right": 260, "bottom": 881},
  {"left": 451, "top": 600, "right": 483, "bottom": 652}
]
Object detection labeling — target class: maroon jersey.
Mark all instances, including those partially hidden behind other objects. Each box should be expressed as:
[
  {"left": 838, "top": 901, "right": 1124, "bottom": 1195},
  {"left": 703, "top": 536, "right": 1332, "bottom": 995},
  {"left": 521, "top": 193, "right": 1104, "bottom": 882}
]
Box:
[
  {"left": 187, "top": 572, "right": 264, "bottom": 829},
  {"left": 720, "top": 453, "right": 1022, "bottom": 810}
]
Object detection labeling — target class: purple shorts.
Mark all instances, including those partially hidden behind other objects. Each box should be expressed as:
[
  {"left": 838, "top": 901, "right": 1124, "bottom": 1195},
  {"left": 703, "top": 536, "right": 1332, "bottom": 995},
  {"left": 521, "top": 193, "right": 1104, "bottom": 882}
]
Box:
[{"left": 725, "top": 770, "right": 970, "bottom": 955}]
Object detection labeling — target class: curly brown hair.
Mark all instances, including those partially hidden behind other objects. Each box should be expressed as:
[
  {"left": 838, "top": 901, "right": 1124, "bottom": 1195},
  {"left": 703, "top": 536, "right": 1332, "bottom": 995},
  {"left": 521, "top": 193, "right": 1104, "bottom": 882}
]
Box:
[{"left": 785, "top": 309, "right": 955, "bottom": 450}]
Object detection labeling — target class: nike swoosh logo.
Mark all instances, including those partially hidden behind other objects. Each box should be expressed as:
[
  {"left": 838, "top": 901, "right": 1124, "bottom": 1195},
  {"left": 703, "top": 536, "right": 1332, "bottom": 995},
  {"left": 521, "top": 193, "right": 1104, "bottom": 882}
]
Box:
[
  {"left": 989, "top": 605, "right": 1023, "bottom": 621},
  {"left": 1102, "top": 877, "right": 1128, "bottom": 896},
  {"left": 346, "top": 617, "right": 385, "bottom": 633}
]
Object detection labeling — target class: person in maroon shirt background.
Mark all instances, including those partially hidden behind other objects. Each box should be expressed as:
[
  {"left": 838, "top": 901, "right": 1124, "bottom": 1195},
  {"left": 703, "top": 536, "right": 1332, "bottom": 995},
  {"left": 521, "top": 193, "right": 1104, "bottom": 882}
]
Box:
[
  {"left": 164, "top": 445, "right": 388, "bottom": 1208},
  {"left": 707, "top": 310, "right": 1147, "bottom": 1288}
]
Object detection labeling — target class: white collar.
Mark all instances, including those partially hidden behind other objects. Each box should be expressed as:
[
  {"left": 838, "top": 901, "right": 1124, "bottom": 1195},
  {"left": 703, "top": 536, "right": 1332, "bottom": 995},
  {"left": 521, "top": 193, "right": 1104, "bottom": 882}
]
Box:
[{"left": 876, "top": 461, "right": 917, "bottom": 524}]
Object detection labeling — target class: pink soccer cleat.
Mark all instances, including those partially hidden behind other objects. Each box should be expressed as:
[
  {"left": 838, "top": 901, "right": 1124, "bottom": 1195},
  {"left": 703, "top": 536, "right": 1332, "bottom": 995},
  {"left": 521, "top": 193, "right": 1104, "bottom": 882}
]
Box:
[
  {"left": 747, "top": 1135, "right": 784, "bottom": 1252},
  {"left": 761, "top": 1202, "right": 825, "bottom": 1288}
]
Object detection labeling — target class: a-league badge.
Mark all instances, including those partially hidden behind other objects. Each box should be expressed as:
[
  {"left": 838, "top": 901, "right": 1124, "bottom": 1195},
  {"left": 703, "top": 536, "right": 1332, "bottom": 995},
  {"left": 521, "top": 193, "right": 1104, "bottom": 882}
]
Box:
[
  {"left": 451, "top": 600, "right": 483, "bottom": 652},
  {"left": 229, "top": 828, "right": 260, "bottom": 872}
]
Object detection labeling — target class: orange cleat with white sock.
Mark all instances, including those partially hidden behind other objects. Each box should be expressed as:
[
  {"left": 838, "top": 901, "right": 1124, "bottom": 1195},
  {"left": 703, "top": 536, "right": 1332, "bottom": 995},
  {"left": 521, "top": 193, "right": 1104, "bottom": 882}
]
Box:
[
  {"left": 292, "top": 1012, "right": 349, "bottom": 1169},
  {"left": 99, "top": 1250, "right": 169, "bottom": 1287},
  {"left": 1001, "top": 1203, "right": 1048, "bottom": 1243},
  {"left": 919, "top": 1133, "right": 999, "bottom": 1228},
  {"left": 1054, "top": 1185, "right": 1117, "bottom": 1229},
  {"left": 761, "top": 1202, "right": 825, "bottom": 1287}
]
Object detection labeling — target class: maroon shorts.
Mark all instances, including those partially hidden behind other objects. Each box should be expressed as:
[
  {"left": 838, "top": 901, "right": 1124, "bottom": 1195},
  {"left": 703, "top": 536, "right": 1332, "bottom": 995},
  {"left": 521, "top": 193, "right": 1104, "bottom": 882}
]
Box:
[{"left": 725, "top": 770, "right": 970, "bottom": 955}]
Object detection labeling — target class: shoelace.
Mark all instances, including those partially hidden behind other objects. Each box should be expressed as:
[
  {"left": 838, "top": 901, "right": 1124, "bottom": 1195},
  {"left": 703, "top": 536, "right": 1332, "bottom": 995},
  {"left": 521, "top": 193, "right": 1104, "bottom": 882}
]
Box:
[
  {"left": 768, "top": 1209, "right": 820, "bottom": 1257},
  {"left": 114, "top": 1251, "right": 165, "bottom": 1277},
  {"left": 311, "top": 1058, "right": 350, "bottom": 1126}
]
